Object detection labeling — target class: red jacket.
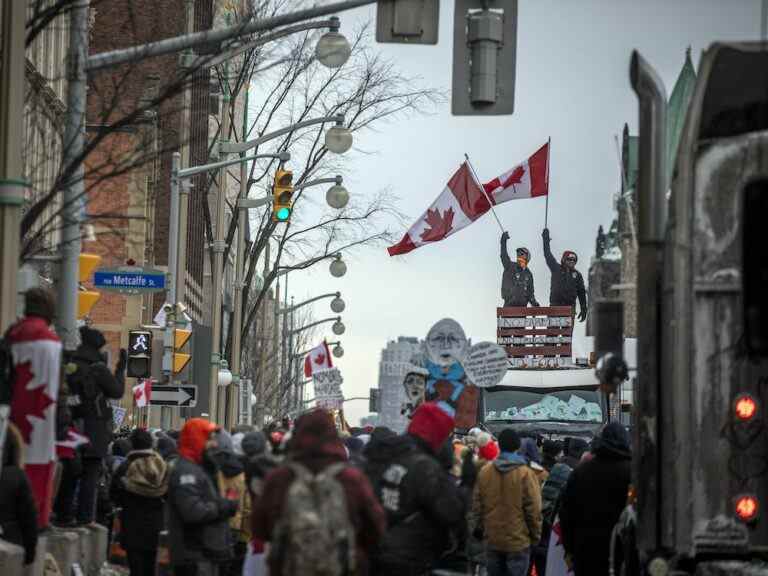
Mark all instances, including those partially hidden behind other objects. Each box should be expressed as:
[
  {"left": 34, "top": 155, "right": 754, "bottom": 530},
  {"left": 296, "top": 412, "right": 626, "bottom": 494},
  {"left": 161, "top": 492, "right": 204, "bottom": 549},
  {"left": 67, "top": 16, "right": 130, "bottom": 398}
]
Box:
[{"left": 251, "top": 410, "right": 386, "bottom": 576}]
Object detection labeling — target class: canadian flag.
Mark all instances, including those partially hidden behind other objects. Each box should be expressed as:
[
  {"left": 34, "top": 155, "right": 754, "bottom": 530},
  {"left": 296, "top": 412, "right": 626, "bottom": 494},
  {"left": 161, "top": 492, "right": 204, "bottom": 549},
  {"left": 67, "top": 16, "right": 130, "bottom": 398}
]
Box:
[
  {"left": 304, "top": 341, "right": 333, "bottom": 378},
  {"left": 7, "top": 316, "right": 62, "bottom": 528},
  {"left": 388, "top": 162, "right": 490, "bottom": 256},
  {"left": 483, "top": 142, "right": 550, "bottom": 204},
  {"left": 133, "top": 379, "right": 152, "bottom": 408},
  {"left": 56, "top": 427, "right": 90, "bottom": 459}
]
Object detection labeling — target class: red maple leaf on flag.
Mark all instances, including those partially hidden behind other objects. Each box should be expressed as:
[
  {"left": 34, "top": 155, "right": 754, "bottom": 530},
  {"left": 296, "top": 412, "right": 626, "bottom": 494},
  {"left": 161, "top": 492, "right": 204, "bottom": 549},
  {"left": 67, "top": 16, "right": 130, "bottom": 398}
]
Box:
[
  {"left": 502, "top": 165, "right": 526, "bottom": 189},
  {"left": 314, "top": 353, "right": 326, "bottom": 365},
  {"left": 420, "top": 207, "right": 455, "bottom": 242},
  {"left": 10, "top": 361, "right": 54, "bottom": 444}
]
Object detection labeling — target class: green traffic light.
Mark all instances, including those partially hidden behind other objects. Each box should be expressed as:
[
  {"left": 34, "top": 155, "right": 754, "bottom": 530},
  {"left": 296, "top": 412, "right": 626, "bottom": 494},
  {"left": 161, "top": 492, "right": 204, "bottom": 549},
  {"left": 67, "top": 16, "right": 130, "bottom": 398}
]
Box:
[{"left": 276, "top": 207, "right": 291, "bottom": 221}]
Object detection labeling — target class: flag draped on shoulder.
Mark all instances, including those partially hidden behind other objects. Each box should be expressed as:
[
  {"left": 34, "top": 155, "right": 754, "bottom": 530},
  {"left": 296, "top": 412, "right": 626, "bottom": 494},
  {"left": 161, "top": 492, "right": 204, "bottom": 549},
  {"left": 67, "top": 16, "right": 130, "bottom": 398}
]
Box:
[
  {"left": 304, "top": 341, "right": 333, "bottom": 377},
  {"left": 483, "top": 142, "right": 550, "bottom": 203},
  {"left": 387, "top": 162, "right": 489, "bottom": 256}
]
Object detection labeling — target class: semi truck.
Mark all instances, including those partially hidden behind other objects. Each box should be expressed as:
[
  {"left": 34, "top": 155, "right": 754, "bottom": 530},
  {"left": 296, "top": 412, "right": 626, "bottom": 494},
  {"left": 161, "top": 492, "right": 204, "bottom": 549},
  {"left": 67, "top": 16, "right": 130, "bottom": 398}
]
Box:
[{"left": 609, "top": 43, "right": 768, "bottom": 575}]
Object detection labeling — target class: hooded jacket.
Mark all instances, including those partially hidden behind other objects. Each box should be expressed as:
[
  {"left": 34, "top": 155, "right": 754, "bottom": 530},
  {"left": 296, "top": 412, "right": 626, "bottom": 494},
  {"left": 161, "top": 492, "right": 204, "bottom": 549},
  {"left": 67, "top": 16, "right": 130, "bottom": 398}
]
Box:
[
  {"left": 501, "top": 238, "right": 539, "bottom": 307},
  {"left": 213, "top": 445, "right": 250, "bottom": 541},
  {"left": 252, "top": 409, "right": 386, "bottom": 576},
  {"left": 67, "top": 328, "right": 125, "bottom": 458},
  {"left": 471, "top": 451, "right": 542, "bottom": 554},
  {"left": 364, "top": 426, "right": 468, "bottom": 573},
  {"left": 543, "top": 234, "right": 587, "bottom": 311},
  {"left": 166, "top": 419, "right": 234, "bottom": 566},
  {"left": 0, "top": 423, "right": 38, "bottom": 564},
  {"left": 559, "top": 427, "right": 631, "bottom": 576},
  {"left": 111, "top": 449, "right": 168, "bottom": 551},
  {"left": 520, "top": 438, "right": 549, "bottom": 485}
]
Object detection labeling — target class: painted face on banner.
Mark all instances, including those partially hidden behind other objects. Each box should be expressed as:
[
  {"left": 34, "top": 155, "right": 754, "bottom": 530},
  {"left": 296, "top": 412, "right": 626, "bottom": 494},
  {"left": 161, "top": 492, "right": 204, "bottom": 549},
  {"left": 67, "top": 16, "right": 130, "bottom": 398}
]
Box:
[
  {"left": 402, "top": 372, "right": 426, "bottom": 405},
  {"left": 426, "top": 318, "right": 469, "bottom": 368}
]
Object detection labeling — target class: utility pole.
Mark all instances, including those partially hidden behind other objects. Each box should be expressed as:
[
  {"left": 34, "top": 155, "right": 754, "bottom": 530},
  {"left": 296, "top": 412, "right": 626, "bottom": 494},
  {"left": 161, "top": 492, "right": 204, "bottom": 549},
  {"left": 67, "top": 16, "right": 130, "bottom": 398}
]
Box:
[
  {"left": 255, "top": 241, "right": 270, "bottom": 428},
  {"left": 57, "top": 0, "right": 90, "bottom": 350},
  {"left": 273, "top": 278, "right": 281, "bottom": 421},
  {"left": 0, "top": 1, "right": 26, "bottom": 331}
]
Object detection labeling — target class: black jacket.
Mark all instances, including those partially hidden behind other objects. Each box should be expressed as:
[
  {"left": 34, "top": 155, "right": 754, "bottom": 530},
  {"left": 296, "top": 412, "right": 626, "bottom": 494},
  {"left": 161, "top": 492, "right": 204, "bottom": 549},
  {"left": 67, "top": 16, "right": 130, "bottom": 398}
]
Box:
[
  {"left": 501, "top": 239, "right": 539, "bottom": 307},
  {"left": 559, "top": 449, "right": 631, "bottom": 576},
  {"left": 67, "top": 345, "right": 125, "bottom": 458},
  {"left": 543, "top": 237, "right": 587, "bottom": 311},
  {"left": 0, "top": 425, "right": 37, "bottom": 564},
  {"left": 365, "top": 434, "right": 467, "bottom": 573},
  {"left": 111, "top": 450, "right": 168, "bottom": 551},
  {"left": 166, "top": 456, "right": 233, "bottom": 566}
]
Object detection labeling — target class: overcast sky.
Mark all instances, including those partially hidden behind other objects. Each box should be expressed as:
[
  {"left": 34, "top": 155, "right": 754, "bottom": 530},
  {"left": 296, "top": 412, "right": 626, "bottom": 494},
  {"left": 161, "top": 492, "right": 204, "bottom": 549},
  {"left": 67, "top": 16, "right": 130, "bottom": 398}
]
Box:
[{"left": 286, "top": 0, "right": 763, "bottom": 424}]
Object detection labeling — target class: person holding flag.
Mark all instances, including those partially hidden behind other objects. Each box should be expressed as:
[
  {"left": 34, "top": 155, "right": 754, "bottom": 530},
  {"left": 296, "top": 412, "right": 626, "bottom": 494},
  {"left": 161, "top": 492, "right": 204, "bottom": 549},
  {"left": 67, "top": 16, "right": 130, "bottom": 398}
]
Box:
[
  {"left": 500, "top": 234, "right": 539, "bottom": 308},
  {"left": 542, "top": 228, "right": 588, "bottom": 322}
]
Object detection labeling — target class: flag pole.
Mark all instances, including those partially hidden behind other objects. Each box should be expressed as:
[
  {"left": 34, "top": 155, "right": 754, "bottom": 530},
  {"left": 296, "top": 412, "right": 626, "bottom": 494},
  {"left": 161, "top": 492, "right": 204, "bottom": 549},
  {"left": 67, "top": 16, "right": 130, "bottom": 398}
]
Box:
[
  {"left": 544, "top": 137, "right": 551, "bottom": 229},
  {"left": 464, "top": 153, "right": 505, "bottom": 234}
]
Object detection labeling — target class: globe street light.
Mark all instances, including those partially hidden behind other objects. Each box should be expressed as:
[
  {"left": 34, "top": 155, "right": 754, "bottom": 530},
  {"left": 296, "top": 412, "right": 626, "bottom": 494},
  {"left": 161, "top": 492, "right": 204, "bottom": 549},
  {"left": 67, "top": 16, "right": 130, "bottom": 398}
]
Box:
[
  {"left": 332, "top": 343, "right": 344, "bottom": 358},
  {"left": 326, "top": 183, "right": 349, "bottom": 209},
  {"left": 325, "top": 122, "right": 353, "bottom": 154},
  {"left": 218, "top": 359, "right": 233, "bottom": 387},
  {"left": 332, "top": 320, "right": 346, "bottom": 335},
  {"left": 315, "top": 17, "right": 352, "bottom": 69},
  {"left": 330, "top": 295, "right": 345, "bottom": 313},
  {"left": 329, "top": 253, "right": 347, "bottom": 278}
]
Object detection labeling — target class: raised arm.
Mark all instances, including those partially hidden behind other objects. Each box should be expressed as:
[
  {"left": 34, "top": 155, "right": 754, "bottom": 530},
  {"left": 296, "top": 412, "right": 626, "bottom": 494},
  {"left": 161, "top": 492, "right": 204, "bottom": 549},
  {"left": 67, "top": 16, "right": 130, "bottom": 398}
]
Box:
[
  {"left": 542, "top": 228, "right": 559, "bottom": 272},
  {"left": 500, "top": 231, "right": 512, "bottom": 269}
]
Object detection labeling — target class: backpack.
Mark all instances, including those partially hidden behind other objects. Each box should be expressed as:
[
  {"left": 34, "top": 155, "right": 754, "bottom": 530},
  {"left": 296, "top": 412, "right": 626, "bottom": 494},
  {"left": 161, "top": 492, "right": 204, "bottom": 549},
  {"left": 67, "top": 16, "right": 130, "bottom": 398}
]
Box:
[{"left": 271, "top": 462, "right": 356, "bottom": 576}]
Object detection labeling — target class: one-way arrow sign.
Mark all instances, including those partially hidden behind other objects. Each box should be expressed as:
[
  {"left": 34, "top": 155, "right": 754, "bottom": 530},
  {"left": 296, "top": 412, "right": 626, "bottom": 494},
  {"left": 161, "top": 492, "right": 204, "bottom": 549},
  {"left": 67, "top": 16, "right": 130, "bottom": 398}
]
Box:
[{"left": 150, "top": 385, "right": 197, "bottom": 407}]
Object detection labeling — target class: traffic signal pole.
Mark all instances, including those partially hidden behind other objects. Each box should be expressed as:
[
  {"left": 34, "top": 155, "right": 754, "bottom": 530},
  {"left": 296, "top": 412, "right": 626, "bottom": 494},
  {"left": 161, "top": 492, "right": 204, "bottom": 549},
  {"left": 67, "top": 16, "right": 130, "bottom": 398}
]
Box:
[
  {"left": 0, "top": 1, "right": 26, "bottom": 332},
  {"left": 57, "top": 0, "right": 90, "bottom": 351}
]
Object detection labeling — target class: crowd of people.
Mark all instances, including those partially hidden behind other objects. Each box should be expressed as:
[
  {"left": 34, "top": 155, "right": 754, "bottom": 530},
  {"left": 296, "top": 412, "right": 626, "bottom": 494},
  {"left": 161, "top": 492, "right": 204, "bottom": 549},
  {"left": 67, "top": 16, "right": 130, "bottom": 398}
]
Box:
[{"left": 0, "top": 289, "right": 632, "bottom": 576}]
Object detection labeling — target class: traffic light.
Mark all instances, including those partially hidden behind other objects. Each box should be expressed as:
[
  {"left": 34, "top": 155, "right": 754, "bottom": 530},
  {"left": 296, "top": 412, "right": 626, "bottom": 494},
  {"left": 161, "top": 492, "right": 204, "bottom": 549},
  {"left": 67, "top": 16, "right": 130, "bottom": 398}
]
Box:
[
  {"left": 369, "top": 388, "right": 380, "bottom": 413},
  {"left": 78, "top": 253, "right": 102, "bottom": 318},
  {"left": 172, "top": 328, "right": 192, "bottom": 374},
  {"left": 127, "top": 330, "right": 152, "bottom": 378},
  {"left": 376, "top": 0, "right": 440, "bottom": 44},
  {"left": 272, "top": 168, "right": 294, "bottom": 222}
]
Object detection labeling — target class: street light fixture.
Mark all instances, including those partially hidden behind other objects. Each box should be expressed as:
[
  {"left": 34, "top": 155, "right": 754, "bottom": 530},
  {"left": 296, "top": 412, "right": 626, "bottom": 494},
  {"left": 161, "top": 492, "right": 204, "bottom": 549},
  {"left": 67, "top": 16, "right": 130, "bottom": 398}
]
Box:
[
  {"left": 332, "top": 343, "right": 344, "bottom": 358},
  {"left": 326, "top": 182, "right": 349, "bottom": 209},
  {"left": 324, "top": 121, "right": 353, "bottom": 154},
  {"left": 329, "top": 253, "right": 347, "bottom": 278},
  {"left": 330, "top": 295, "right": 345, "bottom": 313},
  {"left": 218, "top": 359, "right": 233, "bottom": 387},
  {"left": 315, "top": 17, "right": 352, "bottom": 69},
  {"left": 332, "top": 319, "right": 346, "bottom": 335}
]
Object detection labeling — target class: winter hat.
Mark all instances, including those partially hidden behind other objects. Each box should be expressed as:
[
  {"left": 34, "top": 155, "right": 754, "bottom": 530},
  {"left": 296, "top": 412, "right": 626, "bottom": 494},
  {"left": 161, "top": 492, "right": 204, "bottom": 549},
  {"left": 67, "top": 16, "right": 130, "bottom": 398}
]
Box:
[
  {"left": 212, "top": 428, "right": 234, "bottom": 453},
  {"left": 498, "top": 428, "right": 522, "bottom": 453},
  {"left": 24, "top": 288, "right": 56, "bottom": 323},
  {"left": 594, "top": 422, "right": 631, "bottom": 458},
  {"left": 478, "top": 440, "right": 500, "bottom": 461},
  {"left": 519, "top": 437, "right": 542, "bottom": 464},
  {"left": 289, "top": 409, "right": 340, "bottom": 456},
  {"left": 475, "top": 431, "right": 492, "bottom": 448},
  {"left": 561, "top": 250, "right": 578, "bottom": 265},
  {"left": 241, "top": 431, "right": 267, "bottom": 458},
  {"left": 79, "top": 326, "right": 107, "bottom": 351},
  {"left": 231, "top": 432, "right": 245, "bottom": 456},
  {"left": 130, "top": 428, "right": 154, "bottom": 451},
  {"left": 565, "top": 437, "right": 589, "bottom": 460},
  {"left": 112, "top": 438, "right": 132, "bottom": 457},
  {"left": 178, "top": 418, "right": 218, "bottom": 464},
  {"left": 542, "top": 439, "right": 562, "bottom": 458},
  {"left": 156, "top": 437, "right": 178, "bottom": 460},
  {"left": 407, "top": 402, "right": 455, "bottom": 454}
]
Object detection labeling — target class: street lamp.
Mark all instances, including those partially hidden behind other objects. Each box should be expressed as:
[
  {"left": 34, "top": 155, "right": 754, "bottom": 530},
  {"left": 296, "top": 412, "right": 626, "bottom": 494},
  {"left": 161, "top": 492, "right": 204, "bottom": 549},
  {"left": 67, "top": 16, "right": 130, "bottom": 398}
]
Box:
[
  {"left": 315, "top": 17, "right": 352, "bottom": 69},
  {"left": 332, "top": 319, "right": 346, "bottom": 335},
  {"left": 218, "top": 359, "right": 233, "bottom": 387},
  {"left": 329, "top": 253, "right": 347, "bottom": 278},
  {"left": 326, "top": 182, "right": 349, "bottom": 209},
  {"left": 325, "top": 122, "right": 353, "bottom": 154},
  {"left": 330, "top": 295, "right": 345, "bottom": 313},
  {"left": 332, "top": 343, "right": 344, "bottom": 358}
]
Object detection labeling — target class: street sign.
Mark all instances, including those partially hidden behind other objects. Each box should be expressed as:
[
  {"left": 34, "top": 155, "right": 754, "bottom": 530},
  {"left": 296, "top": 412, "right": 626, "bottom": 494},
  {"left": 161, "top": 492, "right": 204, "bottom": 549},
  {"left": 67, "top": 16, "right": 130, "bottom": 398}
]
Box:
[
  {"left": 149, "top": 385, "right": 197, "bottom": 407},
  {"left": 93, "top": 267, "right": 166, "bottom": 294}
]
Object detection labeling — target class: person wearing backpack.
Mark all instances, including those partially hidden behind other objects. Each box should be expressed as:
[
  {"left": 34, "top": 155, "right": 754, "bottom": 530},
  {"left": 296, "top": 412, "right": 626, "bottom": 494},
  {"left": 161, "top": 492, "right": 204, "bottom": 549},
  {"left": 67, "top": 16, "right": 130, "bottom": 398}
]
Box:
[
  {"left": 54, "top": 325, "right": 126, "bottom": 526},
  {"left": 252, "top": 408, "right": 386, "bottom": 576},
  {"left": 364, "top": 402, "right": 471, "bottom": 576}
]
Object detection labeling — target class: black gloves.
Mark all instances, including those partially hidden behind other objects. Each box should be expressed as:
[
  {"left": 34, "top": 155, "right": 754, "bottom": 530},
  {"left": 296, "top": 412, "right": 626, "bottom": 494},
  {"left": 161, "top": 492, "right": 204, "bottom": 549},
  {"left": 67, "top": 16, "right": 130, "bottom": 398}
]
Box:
[
  {"left": 578, "top": 308, "right": 588, "bottom": 323},
  {"left": 218, "top": 497, "right": 238, "bottom": 519},
  {"left": 115, "top": 348, "right": 127, "bottom": 378},
  {"left": 531, "top": 300, "right": 540, "bottom": 308},
  {"left": 542, "top": 228, "right": 550, "bottom": 242},
  {"left": 501, "top": 231, "right": 510, "bottom": 242}
]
